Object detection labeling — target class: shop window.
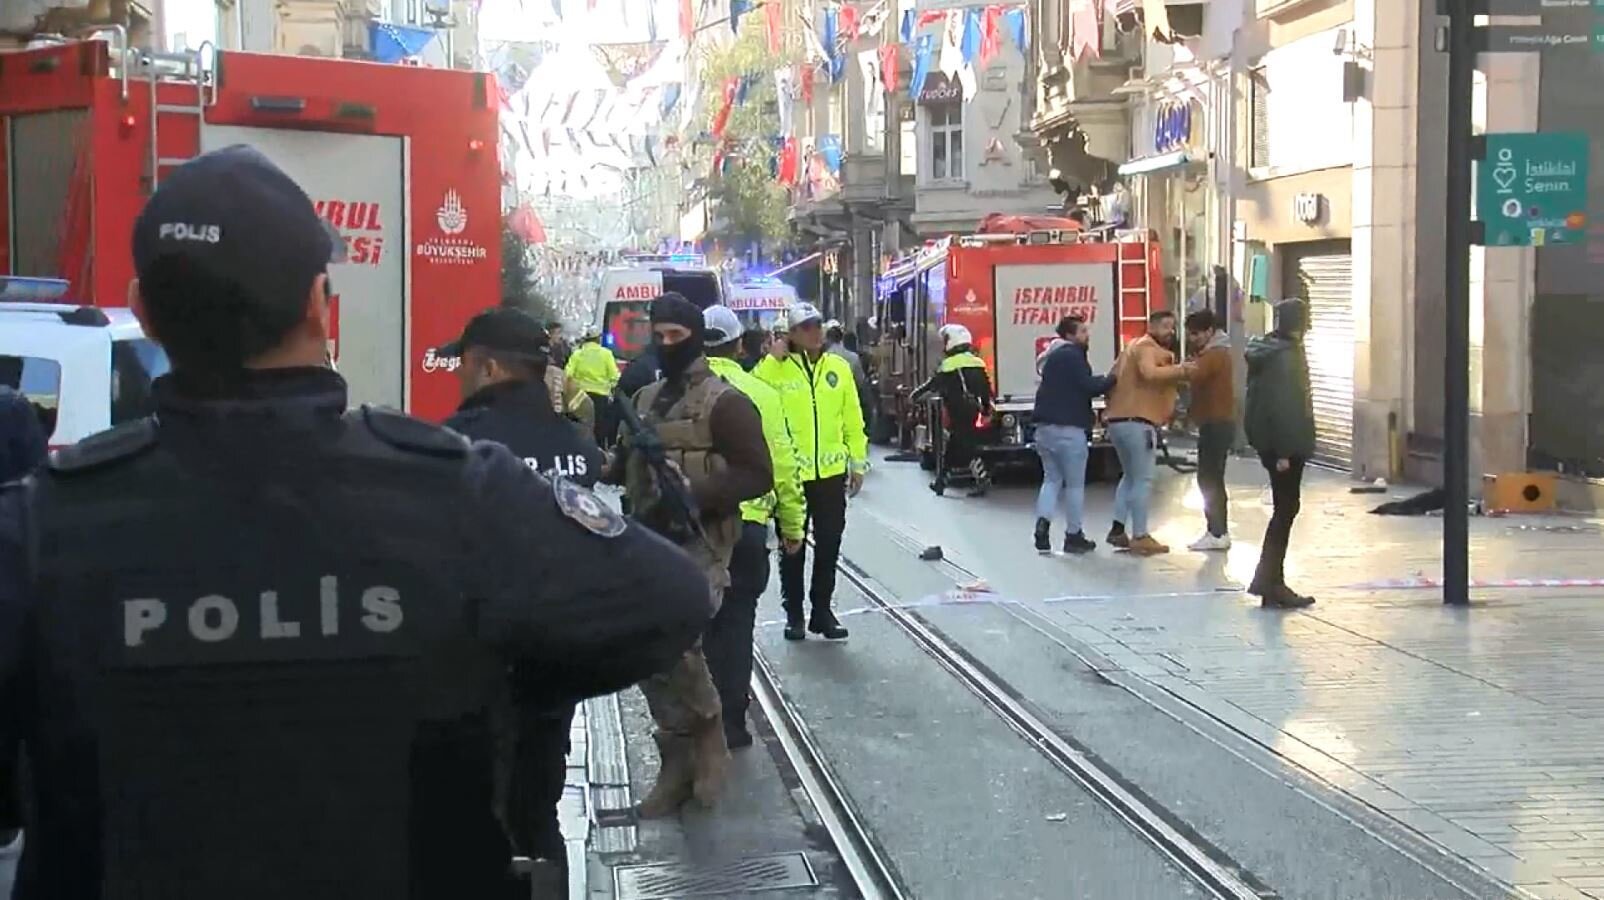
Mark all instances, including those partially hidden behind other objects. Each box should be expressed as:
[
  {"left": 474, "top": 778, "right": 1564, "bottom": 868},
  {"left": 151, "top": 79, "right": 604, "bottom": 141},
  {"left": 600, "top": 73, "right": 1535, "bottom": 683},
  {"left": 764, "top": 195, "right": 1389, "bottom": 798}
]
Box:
[
  {"left": 1250, "top": 67, "right": 1271, "bottom": 169},
  {"left": 928, "top": 102, "right": 964, "bottom": 182}
]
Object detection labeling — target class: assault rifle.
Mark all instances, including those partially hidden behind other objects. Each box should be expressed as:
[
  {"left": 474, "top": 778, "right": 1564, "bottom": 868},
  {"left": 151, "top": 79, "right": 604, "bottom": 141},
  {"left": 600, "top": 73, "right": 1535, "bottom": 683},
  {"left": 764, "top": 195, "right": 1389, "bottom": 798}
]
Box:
[{"left": 612, "top": 388, "right": 704, "bottom": 545}]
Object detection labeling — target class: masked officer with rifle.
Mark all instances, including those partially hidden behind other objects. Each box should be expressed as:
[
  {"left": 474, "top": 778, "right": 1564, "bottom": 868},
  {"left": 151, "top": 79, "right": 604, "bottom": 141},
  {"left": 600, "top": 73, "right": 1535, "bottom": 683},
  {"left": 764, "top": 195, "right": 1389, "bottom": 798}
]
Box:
[
  {"left": 441, "top": 306, "right": 607, "bottom": 896},
  {"left": 0, "top": 146, "right": 711, "bottom": 900},
  {"left": 608, "top": 293, "right": 773, "bottom": 817}
]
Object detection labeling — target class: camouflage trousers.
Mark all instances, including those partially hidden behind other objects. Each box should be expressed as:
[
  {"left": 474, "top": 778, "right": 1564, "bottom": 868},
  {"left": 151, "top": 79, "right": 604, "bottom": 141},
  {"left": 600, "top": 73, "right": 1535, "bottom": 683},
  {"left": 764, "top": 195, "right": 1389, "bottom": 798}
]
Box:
[{"left": 640, "top": 638, "right": 723, "bottom": 736}]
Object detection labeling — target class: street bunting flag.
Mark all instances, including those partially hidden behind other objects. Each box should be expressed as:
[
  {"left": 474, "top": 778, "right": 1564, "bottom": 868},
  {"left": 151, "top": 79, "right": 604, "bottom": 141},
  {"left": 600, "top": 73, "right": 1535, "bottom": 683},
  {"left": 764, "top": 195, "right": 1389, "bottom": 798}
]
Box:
[
  {"left": 1070, "top": 0, "right": 1099, "bottom": 60},
  {"left": 910, "top": 34, "right": 934, "bottom": 101},
  {"left": 879, "top": 43, "right": 899, "bottom": 94},
  {"left": 370, "top": 23, "right": 437, "bottom": 63},
  {"left": 765, "top": 0, "right": 783, "bottom": 53},
  {"left": 961, "top": 8, "right": 982, "bottom": 66}
]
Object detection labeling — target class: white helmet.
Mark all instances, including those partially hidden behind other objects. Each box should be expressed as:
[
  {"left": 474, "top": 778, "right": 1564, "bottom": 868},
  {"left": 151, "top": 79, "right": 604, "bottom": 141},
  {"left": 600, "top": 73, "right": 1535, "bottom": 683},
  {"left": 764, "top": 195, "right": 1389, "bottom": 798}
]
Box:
[
  {"left": 787, "top": 302, "right": 824, "bottom": 330},
  {"left": 939, "top": 323, "right": 973, "bottom": 348},
  {"left": 701, "top": 305, "right": 743, "bottom": 346}
]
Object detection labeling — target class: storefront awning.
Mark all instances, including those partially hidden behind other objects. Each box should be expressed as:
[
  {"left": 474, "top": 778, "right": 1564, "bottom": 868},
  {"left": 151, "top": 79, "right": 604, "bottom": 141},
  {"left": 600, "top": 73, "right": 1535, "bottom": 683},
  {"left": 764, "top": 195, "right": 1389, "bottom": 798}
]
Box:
[{"left": 1117, "top": 151, "right": 1198, "bottom": 177}]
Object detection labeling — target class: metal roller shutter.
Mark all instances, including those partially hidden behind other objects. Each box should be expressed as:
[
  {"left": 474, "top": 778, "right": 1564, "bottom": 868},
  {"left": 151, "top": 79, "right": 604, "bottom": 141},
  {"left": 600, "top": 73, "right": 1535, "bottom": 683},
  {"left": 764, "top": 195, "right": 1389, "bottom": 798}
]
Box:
[{"left": 1292, "top": 252, "right": 1355, "bottom": 469}]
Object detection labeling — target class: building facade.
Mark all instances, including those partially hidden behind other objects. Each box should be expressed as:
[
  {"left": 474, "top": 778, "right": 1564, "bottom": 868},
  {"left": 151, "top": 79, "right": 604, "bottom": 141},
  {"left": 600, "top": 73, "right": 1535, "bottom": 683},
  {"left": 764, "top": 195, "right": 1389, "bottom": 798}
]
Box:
[{"left": 908, "top": 0, "right": 1058, "bottom": 237}]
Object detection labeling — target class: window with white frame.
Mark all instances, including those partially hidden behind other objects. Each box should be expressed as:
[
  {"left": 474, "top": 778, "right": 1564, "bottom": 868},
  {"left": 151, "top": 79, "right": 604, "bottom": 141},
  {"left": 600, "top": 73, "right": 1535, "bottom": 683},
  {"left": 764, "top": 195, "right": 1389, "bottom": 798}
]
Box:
[{"left": 928, "top": 101, "right": 964, "bottom": 182}]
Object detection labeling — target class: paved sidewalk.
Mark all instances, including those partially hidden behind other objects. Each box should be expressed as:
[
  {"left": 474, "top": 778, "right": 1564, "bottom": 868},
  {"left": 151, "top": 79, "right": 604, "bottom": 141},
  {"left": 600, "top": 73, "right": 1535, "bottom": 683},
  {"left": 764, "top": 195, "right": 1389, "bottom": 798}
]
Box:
[
  {"left": 1044, "top": 461, "right": 1604, "bottom": 899},
  {"left": 853, "top": 450, "right": 1604, "bottom": 899}
]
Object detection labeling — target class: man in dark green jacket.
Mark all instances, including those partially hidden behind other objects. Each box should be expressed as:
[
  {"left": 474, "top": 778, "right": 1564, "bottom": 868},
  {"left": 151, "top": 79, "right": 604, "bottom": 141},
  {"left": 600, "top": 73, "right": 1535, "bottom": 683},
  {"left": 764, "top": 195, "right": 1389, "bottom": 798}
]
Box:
[{"left": 1244, "top": 299, "right": 1317, "bottom": 609}]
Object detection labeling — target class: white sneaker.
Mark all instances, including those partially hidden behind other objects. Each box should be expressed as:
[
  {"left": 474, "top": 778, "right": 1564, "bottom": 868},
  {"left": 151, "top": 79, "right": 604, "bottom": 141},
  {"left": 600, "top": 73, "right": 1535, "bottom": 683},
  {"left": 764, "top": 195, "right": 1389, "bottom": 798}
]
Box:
[{"left": 1188, "top": 532, "right": 1232, "bottom": 551}]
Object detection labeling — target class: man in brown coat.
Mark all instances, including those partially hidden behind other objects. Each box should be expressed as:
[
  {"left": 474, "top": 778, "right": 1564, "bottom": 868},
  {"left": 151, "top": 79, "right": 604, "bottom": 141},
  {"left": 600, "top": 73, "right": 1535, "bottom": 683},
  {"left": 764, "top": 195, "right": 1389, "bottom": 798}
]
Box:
[
  {"left": 1104, "top": 310, "right": 1193, "bottom": 555},
  {"left": 1185, "top": 309, "right": 1235, "bottom": 551}
]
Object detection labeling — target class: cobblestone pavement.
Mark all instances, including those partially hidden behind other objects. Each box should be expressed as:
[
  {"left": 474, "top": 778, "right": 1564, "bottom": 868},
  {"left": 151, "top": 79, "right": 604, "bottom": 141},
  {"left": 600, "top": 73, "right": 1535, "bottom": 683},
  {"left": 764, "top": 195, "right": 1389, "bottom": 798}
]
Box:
[{"left": 856, "top": 451, "right": 1604, "bottom": 900}]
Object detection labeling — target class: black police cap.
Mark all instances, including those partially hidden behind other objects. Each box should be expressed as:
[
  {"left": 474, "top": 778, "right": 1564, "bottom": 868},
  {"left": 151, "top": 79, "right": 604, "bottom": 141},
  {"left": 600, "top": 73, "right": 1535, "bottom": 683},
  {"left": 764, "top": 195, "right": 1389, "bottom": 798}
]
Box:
[{"left": 132, "top": 145, "right": 345, "bottom": 312}]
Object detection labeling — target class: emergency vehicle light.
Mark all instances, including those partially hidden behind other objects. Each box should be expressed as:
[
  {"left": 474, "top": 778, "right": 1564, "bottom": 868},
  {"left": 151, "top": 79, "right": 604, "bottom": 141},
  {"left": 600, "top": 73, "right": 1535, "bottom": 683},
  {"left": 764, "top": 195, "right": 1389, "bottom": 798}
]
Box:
[{"left": 0, "top": 277, "right": 71, "bottom": 302}]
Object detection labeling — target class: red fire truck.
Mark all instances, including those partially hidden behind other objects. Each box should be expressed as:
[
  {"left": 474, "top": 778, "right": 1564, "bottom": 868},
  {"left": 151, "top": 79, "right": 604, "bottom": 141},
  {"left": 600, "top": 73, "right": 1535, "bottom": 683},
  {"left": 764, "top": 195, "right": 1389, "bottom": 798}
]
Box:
[
  {"left": 873, "top": 219, "right": 1165, "bottom": 475},
  {"left": 0, "top": 35, "right": 501, "bottom": 422}
]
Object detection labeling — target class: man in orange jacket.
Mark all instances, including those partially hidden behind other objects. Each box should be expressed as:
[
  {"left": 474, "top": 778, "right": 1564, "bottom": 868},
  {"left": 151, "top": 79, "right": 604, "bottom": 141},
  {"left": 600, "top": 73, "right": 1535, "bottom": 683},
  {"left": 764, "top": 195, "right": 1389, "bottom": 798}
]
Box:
[{"left": 1103, "top": 310, "right": 1193, "bottom": 555}]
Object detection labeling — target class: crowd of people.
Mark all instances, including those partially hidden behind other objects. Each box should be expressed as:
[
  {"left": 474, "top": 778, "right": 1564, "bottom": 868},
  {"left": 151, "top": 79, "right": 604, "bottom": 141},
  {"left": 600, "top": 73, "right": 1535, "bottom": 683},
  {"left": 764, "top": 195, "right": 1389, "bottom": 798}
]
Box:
[
  {"left": 0, "top": 145, "right": 1321, "bottom": 900},
  {"left": 1028, "top": 305, "right": 1318, "bottom": 608},
  {"left": 0, "top": 146, "right": 876, "bottom": 900}
]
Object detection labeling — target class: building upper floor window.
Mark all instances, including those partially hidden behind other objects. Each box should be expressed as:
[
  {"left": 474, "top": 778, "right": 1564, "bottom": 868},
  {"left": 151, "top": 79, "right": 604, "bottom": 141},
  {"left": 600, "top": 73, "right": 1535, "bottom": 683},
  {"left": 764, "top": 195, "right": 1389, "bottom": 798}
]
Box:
[
  {"left": 1250, "top": 67, "right": 1270, "bottom": 169},
  {"left": 928, "top": 102, "right": 964, "bottom": 182}
]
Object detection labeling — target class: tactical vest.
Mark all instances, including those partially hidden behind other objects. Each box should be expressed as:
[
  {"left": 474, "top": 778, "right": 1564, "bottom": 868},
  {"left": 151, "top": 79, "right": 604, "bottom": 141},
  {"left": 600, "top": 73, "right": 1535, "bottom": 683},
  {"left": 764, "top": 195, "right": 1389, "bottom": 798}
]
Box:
[
  {"left": 626, "top": 361, "right": 743, "bottom": 592},
  {"left": 25, "top": 407, "right": 512, "bottom": 899}
]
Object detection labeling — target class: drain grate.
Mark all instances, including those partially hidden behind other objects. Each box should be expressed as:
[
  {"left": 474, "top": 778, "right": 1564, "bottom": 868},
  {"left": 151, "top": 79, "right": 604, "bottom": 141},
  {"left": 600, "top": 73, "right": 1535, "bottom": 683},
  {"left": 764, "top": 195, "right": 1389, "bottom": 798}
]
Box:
[{"left": 613, "top": 851, "right": 818, "bottom": 899}]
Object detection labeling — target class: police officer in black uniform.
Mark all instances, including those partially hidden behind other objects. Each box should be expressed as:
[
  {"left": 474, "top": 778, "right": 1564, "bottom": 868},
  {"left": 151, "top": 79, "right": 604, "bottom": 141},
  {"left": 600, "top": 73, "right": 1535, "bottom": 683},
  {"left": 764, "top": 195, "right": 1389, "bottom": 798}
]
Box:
[
  {"left": 0, "top": 145, "right": 711, "bottom": 900},
  {"left": 441, "top": 307, "right": 605, "bottom": 896}
]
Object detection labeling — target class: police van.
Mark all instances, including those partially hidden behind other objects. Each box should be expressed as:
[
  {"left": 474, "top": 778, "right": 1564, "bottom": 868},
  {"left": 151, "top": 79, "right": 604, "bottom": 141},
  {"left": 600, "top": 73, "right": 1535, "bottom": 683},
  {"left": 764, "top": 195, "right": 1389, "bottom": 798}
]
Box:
[
  {"left": 0, "top": 277, "right": 171, "bottom": 447},
  {"left": 593, "top": 252, "right": 727, "bottom": 362}
]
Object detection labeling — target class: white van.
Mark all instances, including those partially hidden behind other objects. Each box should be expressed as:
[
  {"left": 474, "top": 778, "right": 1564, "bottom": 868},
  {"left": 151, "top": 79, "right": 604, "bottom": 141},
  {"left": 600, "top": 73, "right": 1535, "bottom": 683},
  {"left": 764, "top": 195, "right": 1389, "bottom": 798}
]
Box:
[
  {"left": 593, "top": 253, "right": 726, "bottom": 362},
  {"left": 0, "top": 277, "right": 171, "bottom": 447},
  {"left": 725, "top": 276, "right": 797, "bottom": 332}
]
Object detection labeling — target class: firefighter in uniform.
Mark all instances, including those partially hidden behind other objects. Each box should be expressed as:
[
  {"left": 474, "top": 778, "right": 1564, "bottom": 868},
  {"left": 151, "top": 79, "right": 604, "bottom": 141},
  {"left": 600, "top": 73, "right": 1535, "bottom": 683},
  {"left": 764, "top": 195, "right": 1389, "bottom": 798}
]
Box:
[
  {"left": 753, "top": 303, "right": 866, "bottom": 642},
  {"left": 609, "top": 294, "right": 773, "bottom": 817},
  {"left": 0, "top": 146, "right": 711, "bottom": 900},
  {"left": 564, "top": 325, "right": 620, "bottom": 450},
  {"left": 911, "top": 324, "right": 994, "bottom": 497},
  {"left": 441, "top": 307, "right": 607, "bottom": 896},
  {"left": 699, "top": 306, "right": 806, "bottom": 748}
]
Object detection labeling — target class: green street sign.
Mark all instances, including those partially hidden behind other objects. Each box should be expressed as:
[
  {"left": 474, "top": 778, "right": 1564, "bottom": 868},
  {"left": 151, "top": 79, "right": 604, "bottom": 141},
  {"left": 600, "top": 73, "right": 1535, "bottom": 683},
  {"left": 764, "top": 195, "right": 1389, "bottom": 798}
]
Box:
[{"left": 1476, "top": 132, "right": 1591, "bottom": 247}]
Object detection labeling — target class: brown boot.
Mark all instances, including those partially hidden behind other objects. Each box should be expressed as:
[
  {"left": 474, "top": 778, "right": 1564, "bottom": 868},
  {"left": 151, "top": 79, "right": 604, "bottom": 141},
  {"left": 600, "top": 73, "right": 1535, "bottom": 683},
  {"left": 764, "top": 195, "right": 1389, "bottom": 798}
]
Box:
[
  {"left": 637, "top": 734, "right": 695, "bottom": 819},
  {"left": 690, "top": 713, "right": 731, "bottom": 808},
  {"left": 1127, "top": 535, "right": 1171, "bottom": 556}
]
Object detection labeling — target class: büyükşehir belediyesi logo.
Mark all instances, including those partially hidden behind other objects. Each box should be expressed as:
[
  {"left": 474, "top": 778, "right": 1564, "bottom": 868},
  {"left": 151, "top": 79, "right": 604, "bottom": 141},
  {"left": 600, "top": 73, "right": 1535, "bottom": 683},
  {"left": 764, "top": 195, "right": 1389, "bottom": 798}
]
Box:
[{"left": 436, "top": 190, "right": 468, "bottom": 235}]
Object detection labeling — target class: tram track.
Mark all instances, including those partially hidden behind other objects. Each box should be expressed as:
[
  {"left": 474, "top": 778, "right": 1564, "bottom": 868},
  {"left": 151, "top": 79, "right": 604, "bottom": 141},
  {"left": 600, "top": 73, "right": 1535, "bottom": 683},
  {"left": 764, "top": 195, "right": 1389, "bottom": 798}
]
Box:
[{"left": 751, "top": 541, "right": 1270, "bottom": 900}]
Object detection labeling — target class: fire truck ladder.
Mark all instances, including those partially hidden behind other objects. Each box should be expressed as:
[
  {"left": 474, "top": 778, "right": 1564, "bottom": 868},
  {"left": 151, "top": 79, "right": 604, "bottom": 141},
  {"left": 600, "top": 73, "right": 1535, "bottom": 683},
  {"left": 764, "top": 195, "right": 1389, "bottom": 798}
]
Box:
[{"left": 128, "top": 42, "right": 217, "bottom": 192}]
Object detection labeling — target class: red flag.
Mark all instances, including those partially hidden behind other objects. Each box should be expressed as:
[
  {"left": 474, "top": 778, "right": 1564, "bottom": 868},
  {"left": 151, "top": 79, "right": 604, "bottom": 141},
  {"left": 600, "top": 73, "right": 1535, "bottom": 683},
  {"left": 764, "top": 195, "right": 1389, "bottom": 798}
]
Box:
[
  {"left": 1069, "top": 0, "right": 1100, "bottom": 60},
  {"left": 712, "top": 144, "right": 726, "bottom": 177},
  {"left": 800, "top": 64, "right": 814, "bottom": 104},
  {"left": 711, "top": 77, "right": 738, "bottom": 138},
  {"left": 879, "top": 44, "right": 899, "bottom": 94},
  {"left": 680, "top": 0, "right": 695, "bottom": 41},
  {"left": 778, "top": 137, "right": 799, "bottom": 185},
  {"left": 981, "top": 5, "right": 1004, "bottom": 65},
  {"left": 765, "top": 0, "right": 783, "bottom": 53},
  {"left": 840, "top": 4, "right": 860, "bottom": 42},
  {"left": 917, "top": 9, "right": 944, "bottom": 28}
]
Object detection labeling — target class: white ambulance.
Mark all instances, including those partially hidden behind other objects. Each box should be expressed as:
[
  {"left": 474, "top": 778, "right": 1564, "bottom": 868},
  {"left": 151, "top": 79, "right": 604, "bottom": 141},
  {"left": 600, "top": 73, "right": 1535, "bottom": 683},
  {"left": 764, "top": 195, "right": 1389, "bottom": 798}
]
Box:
[
  {"left": 725, "top": 276, "right": 797, "bottom": 332},
  {"left": 593, "top": 252, "right": 727, "bottom": 362}
]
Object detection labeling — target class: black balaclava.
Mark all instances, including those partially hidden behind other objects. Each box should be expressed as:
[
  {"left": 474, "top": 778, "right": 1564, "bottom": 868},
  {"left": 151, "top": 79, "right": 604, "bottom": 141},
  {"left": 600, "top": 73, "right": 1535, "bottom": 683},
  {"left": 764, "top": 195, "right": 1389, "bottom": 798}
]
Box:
[{"left": 650, "top": 292, "right": 705, "bottom": 380}]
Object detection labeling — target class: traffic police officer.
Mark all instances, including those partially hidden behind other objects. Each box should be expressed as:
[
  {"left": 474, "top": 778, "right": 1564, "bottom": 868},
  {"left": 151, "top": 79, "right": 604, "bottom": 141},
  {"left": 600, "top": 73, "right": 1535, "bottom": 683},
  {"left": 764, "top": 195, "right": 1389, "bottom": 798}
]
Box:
[
  {"left": 441, "top": 307, "right": 607, "bottom": 895},
  {"left": 700, "top": 306, "right": 805, "bottom": 748},
  {"left": 564, "top": 325, "right": 620, "bottom": 449},
  {"left": 610, "top": 294, "right": 772, "bottom": 817},
  {"left": 0, "top": 146, "right": 710, "bottom": 900},
  {"left": 753, "top": 302, "right": 867, "bottom": 641}
]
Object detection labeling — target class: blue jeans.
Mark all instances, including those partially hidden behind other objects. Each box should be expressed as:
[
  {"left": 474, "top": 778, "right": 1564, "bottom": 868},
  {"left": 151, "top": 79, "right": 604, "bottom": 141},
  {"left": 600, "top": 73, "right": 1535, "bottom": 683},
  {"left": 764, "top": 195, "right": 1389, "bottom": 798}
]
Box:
[
  {"left": 1034, "top": 424, "right": 1090, "bottom": 534},
  {"left": 1109, "top": 420, "right": 1158, "bottom": 536}
]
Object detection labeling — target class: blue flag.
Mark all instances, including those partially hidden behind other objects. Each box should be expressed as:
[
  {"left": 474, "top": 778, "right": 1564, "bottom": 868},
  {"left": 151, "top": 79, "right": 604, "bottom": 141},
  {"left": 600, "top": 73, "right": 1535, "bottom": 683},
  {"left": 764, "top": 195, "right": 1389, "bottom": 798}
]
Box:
[
  {"left": 661, "top": 83, "right": 682, "bottom": 117},
  {"left": 900, "top": 9, "right": 914, "bottom": 44},
  {"left": 961, "top": 8, "right": 982, "bottom": 65},
  {"left": 370, "top": 22, "right": 436, "bottom": 63},
  {"left": 1004, "top": 8, "right": 1028, "bottom": 53},
  {"left": 910, "top": 34, "right": 934, "bottom": 101},
  {"left": 732, "top": 0, "right": 752, "bottom": 33},
  {"left": 818, "top": 135, "right": 843, "bottom": 174}
]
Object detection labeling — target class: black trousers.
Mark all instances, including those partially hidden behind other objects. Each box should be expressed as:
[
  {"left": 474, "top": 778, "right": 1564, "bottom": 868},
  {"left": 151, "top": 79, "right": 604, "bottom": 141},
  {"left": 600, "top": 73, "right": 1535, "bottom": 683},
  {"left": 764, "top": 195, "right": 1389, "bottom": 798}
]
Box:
[
  {"left": 588, "top": 393, "right": 614, "bottom": 449},
  {"left": 704, "top": 522, "right": 771, "bottom": 728},
  {"left": 1196, "top": 422, "right": 1235, "bottom": 537},
  {"left": 1252, "top": 454, "right": 1306, "bottom": 590},
  {"left": 506, "top": 703, "right": 573, "bottom": 863},
  {"left": 781, "top": 474, "right": 848, "bottom": 614}
]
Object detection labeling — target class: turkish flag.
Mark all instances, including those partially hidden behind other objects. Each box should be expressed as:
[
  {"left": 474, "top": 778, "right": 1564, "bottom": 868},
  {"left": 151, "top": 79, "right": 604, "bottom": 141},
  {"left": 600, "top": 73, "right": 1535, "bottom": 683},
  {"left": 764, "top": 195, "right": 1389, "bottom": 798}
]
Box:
[
  {"left": 879, "top": 44, "right": 899, "bottom": 94},
  {"left": 765, "top": 0, "right": 782, "bottom": 52}
]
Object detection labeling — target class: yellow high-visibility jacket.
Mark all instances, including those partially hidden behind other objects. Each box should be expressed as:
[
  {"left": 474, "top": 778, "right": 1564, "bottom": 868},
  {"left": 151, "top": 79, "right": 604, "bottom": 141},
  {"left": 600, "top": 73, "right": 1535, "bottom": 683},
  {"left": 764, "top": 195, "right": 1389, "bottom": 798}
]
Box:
[
  {"left": 708, "top": 356, "right": 805, "bottom": 539},
  {"left": 753, "top": 350, "right": 867, "bottom": 483},
  {"left": 565, "top": 341, "right": 621, "bottom": 396}
]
